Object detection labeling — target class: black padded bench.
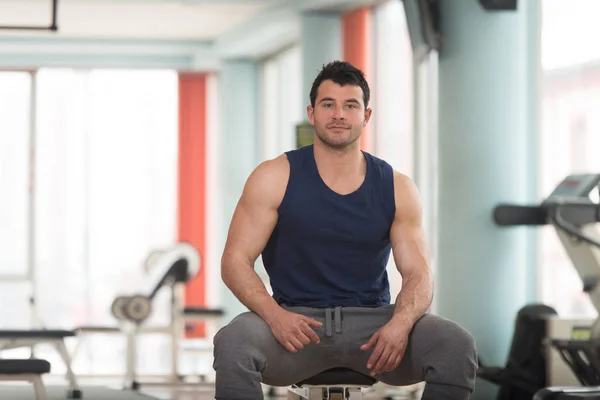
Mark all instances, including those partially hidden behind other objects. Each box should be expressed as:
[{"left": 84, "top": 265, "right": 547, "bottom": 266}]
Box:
[
  {"left": 0, "top": 359, "right": 50, "bottom": 400},
  {"left": 288, "top": 368, "right": 377, "bottom": 399},
  {"left": 0, "top": 330, "right": 76, "bottom": 339},
  {"left": 183, "top": 307, "right": 224, "bottom": 318},
  {"left": 0, "top": 330, "right": 81, "bottom": 398}
]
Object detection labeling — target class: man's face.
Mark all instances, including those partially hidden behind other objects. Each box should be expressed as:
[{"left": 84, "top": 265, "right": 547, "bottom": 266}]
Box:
[{"left": 307, "top": 80, "right": 372, "bottom": 150}]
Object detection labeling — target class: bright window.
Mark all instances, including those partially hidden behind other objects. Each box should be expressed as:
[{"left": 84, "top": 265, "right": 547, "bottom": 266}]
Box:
[
  {"left": 372, "top": 0, "right": 423, "bottom": 299},
  {"left": 0, "top": 72, "right": 31, "bottom": 280},
  {"left": 0, "top": 68, "right": 180, "bottom": 374},
  {"left": 540, "top": 0, "right": 600, "bottom": 318},
  {"left": 258, "top": 45, "right": 302, "bottom": 162}
]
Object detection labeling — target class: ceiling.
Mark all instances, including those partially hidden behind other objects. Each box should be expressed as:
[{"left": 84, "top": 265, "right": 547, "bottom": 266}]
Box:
[
  {"left": 0, "top": 0, "right": 383, "bottom": 70},
  {"left": 0, "top": 0, "right": 378, "bottom": 41},
  {"left": 0, "top": 0, "right": 284, "bottom": 40}
]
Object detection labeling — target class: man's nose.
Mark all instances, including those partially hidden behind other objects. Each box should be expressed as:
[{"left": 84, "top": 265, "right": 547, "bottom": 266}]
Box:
[{"left": 332, "top": 106, "right": 346, "bottom": 119}]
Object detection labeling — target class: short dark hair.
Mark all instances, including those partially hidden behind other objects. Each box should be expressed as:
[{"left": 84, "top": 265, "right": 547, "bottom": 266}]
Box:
[{"left": 309, "top": 61, "right": 370, "bottom": 109}]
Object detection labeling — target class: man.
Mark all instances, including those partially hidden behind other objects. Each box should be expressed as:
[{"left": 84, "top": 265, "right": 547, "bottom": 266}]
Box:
[{"left": 213, "top": 61, "right": 478, "bottom": 400}]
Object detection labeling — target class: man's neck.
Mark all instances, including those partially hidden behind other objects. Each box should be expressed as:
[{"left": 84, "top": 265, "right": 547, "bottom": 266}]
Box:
[{"left": 313, "top": 140, "right": 365, "bottom": 177}]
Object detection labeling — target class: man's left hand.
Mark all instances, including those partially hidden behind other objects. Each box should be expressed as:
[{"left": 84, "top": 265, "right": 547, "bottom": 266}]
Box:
[{"left": 360, "top": 318, "right": 411, "bottom": 376}]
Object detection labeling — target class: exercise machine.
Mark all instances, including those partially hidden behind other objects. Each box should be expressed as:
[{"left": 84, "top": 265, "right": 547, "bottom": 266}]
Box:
[
  {"left": 73, "top": 242, "right": 224, "bottom": 389},
  {"left": 492, "top": 173, "right": 600, "bottom": 398}
]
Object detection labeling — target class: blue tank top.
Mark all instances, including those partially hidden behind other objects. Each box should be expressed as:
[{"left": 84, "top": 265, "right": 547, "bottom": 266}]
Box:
[{"left": 261, "top": 144, "right": 396, "bottom": 308}]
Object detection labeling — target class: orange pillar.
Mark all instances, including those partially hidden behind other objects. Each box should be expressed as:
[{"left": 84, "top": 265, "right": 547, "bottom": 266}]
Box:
[
  {"left": 178, "top": 73, "right": 207, "bottom": 338},
  {"left": 343, "top": 7, "right": 372, "bottom": 152}
]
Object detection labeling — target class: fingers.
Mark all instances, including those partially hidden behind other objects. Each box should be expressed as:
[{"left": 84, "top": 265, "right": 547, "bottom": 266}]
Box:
[
  {"left": 283, "top": 341, "right": 297, "bottom": 353},
  {"left": 366, "top": 341, "right": 385, "bottom": 372},
  {"left": 301, "top": 323, "right": 321, "bottom": 344},
  {"left": 280, "top": 317, "right": 322, "bottom": 353},
  {"left": 371, "top": 348, "right": 400, "bottom": 376},
  {"left": 360, "top": 331, "right": 378, "bottom": 351},
  {"left": 370, "top": 348, "right": 404, "bottom": 375},
  {"left": 289, "top": 336, "right": 305, "bottom": 352},
  {"left": 303, "top": 316, "right": 323, "bottom": 328},
  {"left": 386, "top": 353, "right": 402, "bottom": 372}
]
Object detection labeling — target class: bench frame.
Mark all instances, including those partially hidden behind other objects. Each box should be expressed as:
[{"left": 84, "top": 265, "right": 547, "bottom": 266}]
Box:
[
  {"left": 288, "top": 384, "right": 367, "bottom": 400},
  {"left": 0, "top": 337, "right": 79, "bottom": 398},
  {"left": 0, "top": 373, "right": 48, "bottom": 400}
]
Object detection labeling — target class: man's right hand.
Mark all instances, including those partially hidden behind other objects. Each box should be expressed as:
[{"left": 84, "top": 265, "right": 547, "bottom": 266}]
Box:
[{"left": 266, "top": 309, "right": 323, "bottom": 353}]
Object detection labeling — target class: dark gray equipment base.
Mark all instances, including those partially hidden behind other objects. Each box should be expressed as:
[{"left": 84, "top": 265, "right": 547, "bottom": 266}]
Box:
[{"left": 534, "top": 387, "right": 600, "bottom": 399}]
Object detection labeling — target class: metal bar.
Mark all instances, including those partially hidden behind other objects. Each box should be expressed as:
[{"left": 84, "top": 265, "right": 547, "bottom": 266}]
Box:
[
  {"left": 27, "top": 70, "right": 39, "bottom": 329},
  {"left": 50, "top": 0, "right": 59, "bottom": 31},
  {"left": 0, "top": 0, "right": 59, "bottom": 31},
  {"left": 0, "top": 26, "right": 54, "bottom": 31},
  {"left": 0, "top": 275, "right": 31, "bottom": 281}
]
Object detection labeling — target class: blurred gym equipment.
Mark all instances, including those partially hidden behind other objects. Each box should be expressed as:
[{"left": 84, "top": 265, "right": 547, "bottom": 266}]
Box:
[
  {"left": 0, "top": 330, "right": 81, "bottom": 398},
  {"left": 72, "top": 242, "right": 223, "bottom": 390},
  {"left": 0, "top": 359, "right": 51, "bottom": 400},
  {"left": 489, "top": 173, "right": 600, "bottom": 399}
]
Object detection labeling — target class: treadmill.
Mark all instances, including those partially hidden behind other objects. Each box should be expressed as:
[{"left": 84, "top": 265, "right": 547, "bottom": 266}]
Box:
[{"left": 493, "top": 173, "right": 600, "bottom": 399}]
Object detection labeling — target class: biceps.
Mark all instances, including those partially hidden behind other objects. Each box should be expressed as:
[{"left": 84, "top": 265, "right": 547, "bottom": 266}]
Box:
[
  {"left": 391, "top": 224, "right": 429, "bottom": 274},
  {"left": 223, "top": 196, "right": 279, "bottom": 265}
]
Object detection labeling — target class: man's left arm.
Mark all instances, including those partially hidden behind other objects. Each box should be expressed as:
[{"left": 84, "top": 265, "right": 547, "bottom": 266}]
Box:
[
  {"left": 361, "top": 171, "right": 434, "bottom": 375},
  {"left": 389, "top": 171, "right": 434, "bottom": 326}
]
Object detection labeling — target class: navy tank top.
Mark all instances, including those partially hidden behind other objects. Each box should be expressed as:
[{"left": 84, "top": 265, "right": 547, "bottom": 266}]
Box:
[{"left": 261, "top": 144, "right": 396, "bottom": 308}]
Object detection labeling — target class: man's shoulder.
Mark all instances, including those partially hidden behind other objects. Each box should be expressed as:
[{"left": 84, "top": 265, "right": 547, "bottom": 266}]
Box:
[
  {"left": 243, "top": 155, "right": 290, "bottom": 207},
  {"left": 253, "top": 154, "right": 290, "bottom": 180}
]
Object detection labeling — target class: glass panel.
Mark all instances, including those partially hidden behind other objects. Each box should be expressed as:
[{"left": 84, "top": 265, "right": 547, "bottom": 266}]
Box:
[
  {"left": 540, "top": 0, "right": 600, "bottom": 317},
  {"left": 0, "top": 282, "right": 32, "bottom": 329},
  {"left": 372, "top": 0, "right": 417, "bottom": 299},
  {"left": 35, "top": 68, "right": 179, "bottom": 374},
  {"left": 0, "top": 72, "right": 31, "bottom": 277}
]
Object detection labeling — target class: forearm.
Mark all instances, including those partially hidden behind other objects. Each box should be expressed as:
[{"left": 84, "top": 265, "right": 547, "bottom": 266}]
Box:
[
  {"left": 392, "top": 269, "right": 433, "bottom": 327},
  {"left": 221, "top": 257, "right": 282, "bottom": 325}
]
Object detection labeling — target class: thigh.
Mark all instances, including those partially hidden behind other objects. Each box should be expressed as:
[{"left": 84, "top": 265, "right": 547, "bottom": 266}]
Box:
[
  {"left": 376, "top": 313, "right": 474, "bottom": 386},
  {"left": 214, "top": 310, "right": 341, "bottom": 387},
  {"left": 340, "top": 311, "right": 459, "bottom": 386}
]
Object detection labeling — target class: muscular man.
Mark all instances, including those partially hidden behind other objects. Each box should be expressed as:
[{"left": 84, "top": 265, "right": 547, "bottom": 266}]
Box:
[{"left": 213, "top": 61, "right": 478, "bottom": 399}]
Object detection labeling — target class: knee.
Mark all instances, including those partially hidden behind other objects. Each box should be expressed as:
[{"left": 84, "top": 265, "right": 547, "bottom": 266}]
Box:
[
  {"left": 213, "top": 312, "right": 271, "bottom": 358},
  {"left": 417, "top": 315, "right": 478, "bottom": 390},
  {"left": 441, "top": 320, "right": 476, "bottom": 356},
  {"left": 419, "top": 315, "right": 477, "bottom": 362}
]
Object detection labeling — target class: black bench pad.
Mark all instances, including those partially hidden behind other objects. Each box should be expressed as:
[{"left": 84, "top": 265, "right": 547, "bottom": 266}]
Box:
[
  {"left": 75, "top": 326, "right": 121, "bottom": 333},
  {"left": 0, "top": 330, "right": 75, "bottom": 339},
  {"left": 296, "top": 368, "right": 378, "bottom": 386},
  {"left": 183, "top": 307, "right": 224, "bottom": 316},
  {"left": 0, "top": 359, "right": 50, "bottom": 374}
]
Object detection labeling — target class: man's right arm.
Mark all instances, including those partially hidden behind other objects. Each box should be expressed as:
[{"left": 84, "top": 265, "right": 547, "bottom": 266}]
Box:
[
  {"left": 221, "top": 155, "right": 323, "bottom": 352},
  {"left": 220, "top": 155, "right": 288, "bottom": 326}
]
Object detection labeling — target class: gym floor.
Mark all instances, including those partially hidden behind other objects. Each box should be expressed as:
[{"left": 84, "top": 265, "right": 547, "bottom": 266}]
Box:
[
  {"left": 141, "top": 382, "right": 424, "bottom": 400},
  {"left": 0, "top": 376, "right": 424, "bottom": 399}
]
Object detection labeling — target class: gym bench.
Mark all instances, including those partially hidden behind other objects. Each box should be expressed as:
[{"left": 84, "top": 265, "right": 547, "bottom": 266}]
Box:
[
  {"left": 287, "top": 368, "right": 377, "bottom": 400},
  {"left": 0, "top": 359, "right": 51, "bottom": 400},
  {"left": 0, "top": 330, "right": 81, "bottom": 398}
]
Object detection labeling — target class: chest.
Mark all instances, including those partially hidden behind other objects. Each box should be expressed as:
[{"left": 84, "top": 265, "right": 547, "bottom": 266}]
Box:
[{"left": 279, "top": 187, "right": 391, "bottom": 247}]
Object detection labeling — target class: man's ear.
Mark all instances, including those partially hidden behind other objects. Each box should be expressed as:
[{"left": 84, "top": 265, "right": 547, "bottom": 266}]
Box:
[
  {"left": 364, "top": 108, "right": 372, "bottom": 126},
  {"left": 307, "top": 105, "right": 315, "bottom": 125}
]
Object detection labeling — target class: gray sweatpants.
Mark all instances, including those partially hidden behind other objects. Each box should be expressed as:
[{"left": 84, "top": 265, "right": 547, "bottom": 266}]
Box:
[{"left": 213, "top": 304, "right": 477, "bottom": 399}]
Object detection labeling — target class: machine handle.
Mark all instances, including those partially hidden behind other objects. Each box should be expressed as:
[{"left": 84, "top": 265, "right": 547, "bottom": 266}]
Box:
[{"left": 493, "top": 205, "right": 548, "bottom": 226}]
